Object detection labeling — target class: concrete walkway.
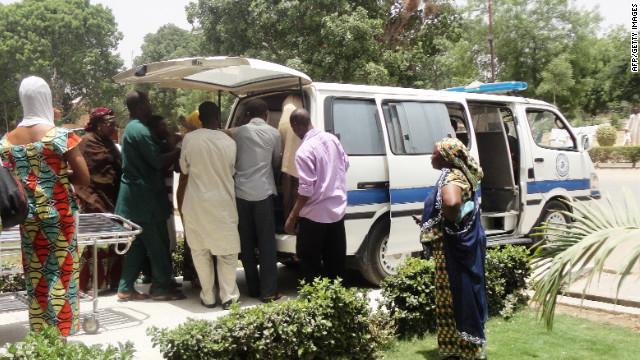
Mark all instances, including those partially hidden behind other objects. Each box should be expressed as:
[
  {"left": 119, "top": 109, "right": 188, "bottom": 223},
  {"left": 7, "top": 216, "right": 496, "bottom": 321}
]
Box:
[{"left": 564, "top": 239, "right": 640, "bottom": 308}]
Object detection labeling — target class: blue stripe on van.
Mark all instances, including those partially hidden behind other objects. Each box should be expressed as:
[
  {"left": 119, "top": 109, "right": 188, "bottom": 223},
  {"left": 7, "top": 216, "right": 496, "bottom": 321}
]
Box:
[
  {"left": 526, "top": 179, "right": 590, "bottom": 194},
  {"left": 390, "top": 187, "right": 435, "bottom": 204},
  {"left": 348, "top": 179, "right": 590, "bottom": 207},
  {"left": 347, "top": 188, "right": 389, "bottom": 206},
  {"left": 347, "top": 187, "right": 434, "bottom": 206}
]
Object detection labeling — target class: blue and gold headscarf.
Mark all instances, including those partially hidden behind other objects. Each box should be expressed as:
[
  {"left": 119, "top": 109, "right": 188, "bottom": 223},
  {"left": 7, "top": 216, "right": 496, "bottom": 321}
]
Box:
[{"left": 435, "top": 138, "right": 483, "bottom": 191}]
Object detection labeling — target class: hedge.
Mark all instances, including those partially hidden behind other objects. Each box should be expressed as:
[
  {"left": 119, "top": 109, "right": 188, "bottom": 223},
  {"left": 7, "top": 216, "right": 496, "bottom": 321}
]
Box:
[
  {"left": 0, "top": 272, "right": 26, "bottom": 293},
  {"left": 0, "top": 326, "right": 135, "bottom": 360},
  {"left": 379, "top": 245, "right": 531, "bottom": 339},
  {"left": 172, "top": 239, "right": 185, "bottom": 277},
  {"left": 484, "top": 245, "right": 531, "bottom": 318},
  {"left": 378, "top": 258, "right": 437, "bottom": 339},
  {"left": 148, "top": 278, "right": 394, "bottom": 360},
  {"left": 589, "top": 146, "right": 640, "bottom": 166}
]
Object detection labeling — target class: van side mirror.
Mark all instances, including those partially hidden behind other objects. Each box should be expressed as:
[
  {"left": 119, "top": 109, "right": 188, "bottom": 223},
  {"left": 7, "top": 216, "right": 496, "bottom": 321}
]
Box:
[{"left": 579, "top": 134, "right": 591, "bottom": 152}]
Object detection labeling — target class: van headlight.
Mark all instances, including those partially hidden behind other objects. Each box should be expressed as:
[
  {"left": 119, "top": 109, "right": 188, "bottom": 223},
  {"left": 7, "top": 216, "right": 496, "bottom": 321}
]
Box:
[{"left": 590, "top": 172, "right": 599, "bottom": 190}]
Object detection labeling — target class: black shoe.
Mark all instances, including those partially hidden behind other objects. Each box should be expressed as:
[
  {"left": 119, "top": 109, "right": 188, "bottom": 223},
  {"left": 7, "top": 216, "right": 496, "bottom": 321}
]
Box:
[
  {"left": 152, "top": 290, "right": 186, "bottom": 301},
  {"left": 260, "top": 293, "right": 282, "bottom": 303},
  {"left": 200, "top": 299, "right": 216, "bottom": 309},
  {"left": 222, "top": 299, "right": 239, "bottom": 310}
]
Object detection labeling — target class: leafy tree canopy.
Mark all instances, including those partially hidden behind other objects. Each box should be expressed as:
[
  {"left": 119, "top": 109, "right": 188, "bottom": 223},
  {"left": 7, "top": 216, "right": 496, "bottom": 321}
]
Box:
[
  {"left": 186, "top": 0, "right": 463, "bottom": 88},
  {"left": 0, "top": 0, "right": 124, "bottom": 126}
]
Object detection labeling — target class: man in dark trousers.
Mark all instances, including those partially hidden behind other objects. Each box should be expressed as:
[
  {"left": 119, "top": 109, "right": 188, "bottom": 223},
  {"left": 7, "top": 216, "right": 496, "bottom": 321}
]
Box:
[
  {"left": 115, "top": 91, "right": 184, "bottom": 301},
  {"left": 228, "top": 99, "right": 282, "bottom": 302},
  {"left": 284, "top": 108, "right": 349, "bottom": 282}
]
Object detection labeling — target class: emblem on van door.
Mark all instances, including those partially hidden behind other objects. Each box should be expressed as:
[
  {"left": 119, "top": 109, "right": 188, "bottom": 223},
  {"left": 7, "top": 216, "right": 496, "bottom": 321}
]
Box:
[{"left": 556, "top": 153, "right": 569, "bottom": 177}]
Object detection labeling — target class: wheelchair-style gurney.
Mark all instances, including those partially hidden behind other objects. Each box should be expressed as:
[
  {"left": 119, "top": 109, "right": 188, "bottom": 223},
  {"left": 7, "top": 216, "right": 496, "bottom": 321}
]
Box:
[{"left": 0, "top": 213, "right": 142, "bottom": 334}]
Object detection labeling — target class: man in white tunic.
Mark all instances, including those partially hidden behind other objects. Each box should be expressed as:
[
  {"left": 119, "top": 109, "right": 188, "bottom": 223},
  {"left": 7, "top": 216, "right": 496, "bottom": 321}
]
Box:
[{"left": 180, "top": 101, "right": 240, "bottom": 309}]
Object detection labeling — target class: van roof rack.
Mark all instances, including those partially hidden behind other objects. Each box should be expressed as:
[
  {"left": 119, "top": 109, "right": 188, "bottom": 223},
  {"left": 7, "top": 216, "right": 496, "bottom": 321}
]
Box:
[{"left": 445, "top": 81, "right": 528, "bottom": 94}]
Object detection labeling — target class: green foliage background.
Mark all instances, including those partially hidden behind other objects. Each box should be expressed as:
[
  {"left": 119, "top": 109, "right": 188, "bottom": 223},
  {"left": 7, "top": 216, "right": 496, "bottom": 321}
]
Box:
[{"left": 0, "top": 0, "right": 636, "bottom": 131}]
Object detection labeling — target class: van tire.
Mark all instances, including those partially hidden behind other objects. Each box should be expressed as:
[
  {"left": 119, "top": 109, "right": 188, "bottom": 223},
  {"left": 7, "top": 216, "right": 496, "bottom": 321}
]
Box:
[
  {"left": 359, "top": 219, "right": 411, "bottom": 285},
  {"left": 360, "top": 220, "right": 390, "bottom": 285},
  {"left": 532, "top": 199, "right": 571, "bottom": 241}
]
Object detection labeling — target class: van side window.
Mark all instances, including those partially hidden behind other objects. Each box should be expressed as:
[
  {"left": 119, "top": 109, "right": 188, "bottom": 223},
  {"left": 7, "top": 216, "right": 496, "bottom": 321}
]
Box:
[
  {"left": 329, "top": 98, "right": 385, "bottom": 155},
  {"left": 382, "top": 102, "right": 457, "bottom": 154},
  {"left": 526, "top": 109, "right": 575, "bottom": 150}
]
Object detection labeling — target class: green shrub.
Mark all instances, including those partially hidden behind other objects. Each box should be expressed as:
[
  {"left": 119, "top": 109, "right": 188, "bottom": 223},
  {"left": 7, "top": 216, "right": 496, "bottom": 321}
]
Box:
[
  {"left": 378, "top": 257, "right": 436, "bottom": 339},
  {"left": 485, "top": 245, "right": 531, "bottom": 318},
  {"left": 626, "top": 146, "right": 640, "bottom": 166},
  {"left": 589, "top": 146, "right": 640, "bottom": 166},
  {"left": 588, "top": 147, "right": 608, "bottom": 163},
  {"left": 596, "top": 124, "right": 617, "bottom": 146},
  {"left": 379, "top": 245, "right": 531, "bottom": 338},
  {"left": 148, "top": 278, "right": 394, "bottom": 359},
  {"left": 172, "top": 238, "right": 184, "bottom": 277},
  {"left": 0, "top": 326, "right": 135, "bottom": 360},
  {"left": 0, "top": 272, "right": 25, "bottom": 293}
]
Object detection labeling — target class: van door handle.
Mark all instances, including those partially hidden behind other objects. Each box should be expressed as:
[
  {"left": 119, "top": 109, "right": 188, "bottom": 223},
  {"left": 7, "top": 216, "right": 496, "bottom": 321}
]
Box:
[
  {"left": 357, "top": 181, "right": 389, "bottom": 189},
  {"left": 534, "top": 158, "right": 544, "bottom": 163}
]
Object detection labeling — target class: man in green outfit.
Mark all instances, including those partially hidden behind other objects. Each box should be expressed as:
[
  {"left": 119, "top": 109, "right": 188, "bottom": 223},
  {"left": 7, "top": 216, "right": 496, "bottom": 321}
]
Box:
[{"left": 115, "top": 91, "right": 185, "bottom": 301}]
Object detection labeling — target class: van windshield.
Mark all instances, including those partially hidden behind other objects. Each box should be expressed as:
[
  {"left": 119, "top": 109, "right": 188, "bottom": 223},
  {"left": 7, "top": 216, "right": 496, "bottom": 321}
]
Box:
[{"left": 381, "top": 101, "right": 466, "bottom": 155}]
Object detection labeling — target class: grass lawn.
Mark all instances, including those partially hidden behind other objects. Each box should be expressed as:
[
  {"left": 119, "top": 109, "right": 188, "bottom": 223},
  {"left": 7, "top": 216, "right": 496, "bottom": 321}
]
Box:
[{"left": 383, "top": 309, "right": 640, "bottom": 359}]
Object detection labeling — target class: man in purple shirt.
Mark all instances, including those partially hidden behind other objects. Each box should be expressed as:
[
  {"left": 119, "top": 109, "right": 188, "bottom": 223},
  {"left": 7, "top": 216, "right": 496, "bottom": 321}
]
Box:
[{"left": 284, "top": 109, "right": 349, "bottom": 282}]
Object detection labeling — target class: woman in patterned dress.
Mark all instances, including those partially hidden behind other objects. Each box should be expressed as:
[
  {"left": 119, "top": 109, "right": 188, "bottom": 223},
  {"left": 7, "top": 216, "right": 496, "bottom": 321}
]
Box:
[
  {"left": 0, "top": 76, "right": 89, "bottom": 336},
  {"left": 75, "top": 107, "right": 123, "bottom": 294},
  {"left": 420, "top": 138, "right": 488, "bottom": 359}
]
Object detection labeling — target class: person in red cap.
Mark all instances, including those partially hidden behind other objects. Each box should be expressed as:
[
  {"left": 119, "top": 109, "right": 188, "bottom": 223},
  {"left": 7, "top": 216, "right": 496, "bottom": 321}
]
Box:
[{"left": 75, "top": 107, "right": 123, "bottom": 293}]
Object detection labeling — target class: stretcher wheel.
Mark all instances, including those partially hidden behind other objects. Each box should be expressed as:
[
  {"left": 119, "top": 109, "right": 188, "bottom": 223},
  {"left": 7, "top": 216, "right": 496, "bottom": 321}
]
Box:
[{"left": 83, "top": 316, "right": 100, "bottom": 334}]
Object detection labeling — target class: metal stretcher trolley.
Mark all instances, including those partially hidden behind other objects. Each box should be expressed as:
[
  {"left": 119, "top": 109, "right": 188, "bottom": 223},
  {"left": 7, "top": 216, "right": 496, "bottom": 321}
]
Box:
[{"left": 0, "top": 213, "right": 142, "bottom": 334}]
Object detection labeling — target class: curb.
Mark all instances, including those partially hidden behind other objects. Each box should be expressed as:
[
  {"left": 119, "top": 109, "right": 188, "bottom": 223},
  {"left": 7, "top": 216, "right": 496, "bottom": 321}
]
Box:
[
  {"left": 555, "top": 294, "right": 640, "bottom": 316},
  {"left": 563, "top": 291, "right": 640, "bottom": 309},
  {"left": 594, "top": 164, "right": 639, "bottom": 169}
]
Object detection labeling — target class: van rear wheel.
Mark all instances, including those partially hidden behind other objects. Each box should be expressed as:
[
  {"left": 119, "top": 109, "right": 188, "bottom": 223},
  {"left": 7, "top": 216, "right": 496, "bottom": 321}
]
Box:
[{"left": 359, "top": 220, "right": 410, "bottom": 285}]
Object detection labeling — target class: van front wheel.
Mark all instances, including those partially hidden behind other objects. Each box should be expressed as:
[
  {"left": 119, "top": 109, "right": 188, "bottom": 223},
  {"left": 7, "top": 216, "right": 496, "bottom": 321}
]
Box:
[
  {"left": 359, "top": 220, "right": 410, "bottom": 285},
  {"left": 532, "top": 199, "right": 571, "bottom": 241}
]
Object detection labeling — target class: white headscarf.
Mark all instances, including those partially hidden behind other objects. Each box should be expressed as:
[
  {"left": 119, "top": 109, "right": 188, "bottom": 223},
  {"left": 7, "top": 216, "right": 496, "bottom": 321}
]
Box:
[{"left": 18, "top": 76, "right": 54, "bottom": 127}]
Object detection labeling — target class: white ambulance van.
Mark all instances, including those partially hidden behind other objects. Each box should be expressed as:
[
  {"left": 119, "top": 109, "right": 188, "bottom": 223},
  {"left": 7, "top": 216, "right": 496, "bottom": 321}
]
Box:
[{"left": 115, "top": 57, "right": 600, "bottom": 284}]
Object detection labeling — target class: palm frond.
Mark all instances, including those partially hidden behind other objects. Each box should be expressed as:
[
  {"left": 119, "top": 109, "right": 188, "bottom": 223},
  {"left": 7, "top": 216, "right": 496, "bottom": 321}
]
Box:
[{"left": 530, "top": 192, "right": 640, "bottom": 330}]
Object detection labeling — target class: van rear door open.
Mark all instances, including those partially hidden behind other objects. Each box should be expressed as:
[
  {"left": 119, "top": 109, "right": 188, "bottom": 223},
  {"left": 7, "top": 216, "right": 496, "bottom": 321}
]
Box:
[{"left": 113, "top": 57, "right": 312, "bottom": 95}]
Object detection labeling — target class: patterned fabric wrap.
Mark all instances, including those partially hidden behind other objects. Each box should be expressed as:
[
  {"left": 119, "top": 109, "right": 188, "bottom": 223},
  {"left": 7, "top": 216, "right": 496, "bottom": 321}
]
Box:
[
  {"left": 75, "top": 132, "right": 121, "bottom": 213},
  {"left": 75, "top": 131, "right": 123, "bottom": 293},
  {"left": 435, "top": 138, "right": 483, "bottom": 191},
  {"left": 419, "top": 139, "right": 488, "bottom": 359},
  {"left": 0, "top": 127, "right": 81, "bottom": 336},
  {"left": 85, "top": 107, "right": 114, "bottom": 132}
]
